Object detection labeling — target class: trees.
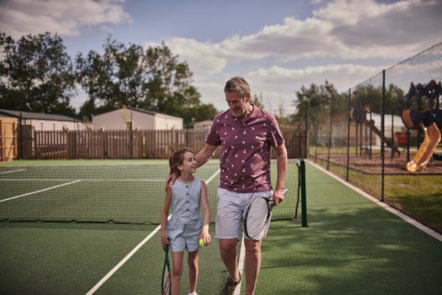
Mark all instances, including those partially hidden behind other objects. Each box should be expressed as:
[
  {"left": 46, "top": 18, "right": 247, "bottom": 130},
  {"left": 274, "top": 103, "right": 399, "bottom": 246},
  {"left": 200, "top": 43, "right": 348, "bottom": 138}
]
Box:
[
  {"left": 292, "top": 81, "right": 341, "bottom": 123},
  {"left": 351, "top": 84, "right": 405, "bottom": 115},
  {"left": 0, "top": 32, "right": 77, "bottom": 116},
  {"left": 75, "top": 38, "right": 217, "bottom": 126},
  {"left": 1, "top": 32, "right": 217, "bottom": 126},
  {"left": 75, "top": 37, "right": 147, "bottom": 116}
]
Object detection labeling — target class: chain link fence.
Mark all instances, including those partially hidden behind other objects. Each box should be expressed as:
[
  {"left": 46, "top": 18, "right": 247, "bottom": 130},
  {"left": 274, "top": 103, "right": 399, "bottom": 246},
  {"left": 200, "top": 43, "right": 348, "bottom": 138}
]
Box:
[{"left": 311, "top": 42, "right": 442, "bottom": 233}]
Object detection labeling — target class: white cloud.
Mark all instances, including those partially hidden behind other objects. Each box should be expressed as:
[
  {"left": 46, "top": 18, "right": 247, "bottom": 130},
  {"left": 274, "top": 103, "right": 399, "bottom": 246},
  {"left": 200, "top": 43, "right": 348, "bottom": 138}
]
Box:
[
  {"left": 0, "top": 0, "right": 440, "bottom": 114},
  {"left": 0, "top": 0, "right": 131, "bottom": 38},
  {"left": 165, "top": 0, "right": 441, "bottom": 77},
  {"left": 147, "top": 38, "right": 227, "bottom": 80}
]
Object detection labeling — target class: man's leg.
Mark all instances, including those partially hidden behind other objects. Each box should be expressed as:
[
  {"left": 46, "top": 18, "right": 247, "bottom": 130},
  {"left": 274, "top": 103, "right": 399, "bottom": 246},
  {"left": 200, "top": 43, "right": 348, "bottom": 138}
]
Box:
[
  {"left": 244, "top": 238, "right": 262, "bottom": 295},
  {"left": 219, "top": 238, "right": 241, "bottom": 281}
]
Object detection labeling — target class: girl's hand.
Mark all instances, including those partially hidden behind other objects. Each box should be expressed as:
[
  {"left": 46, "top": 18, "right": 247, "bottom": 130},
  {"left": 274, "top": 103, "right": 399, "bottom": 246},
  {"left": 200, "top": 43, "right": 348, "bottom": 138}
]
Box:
[
  {"left": 161, "top": 236, "right": 170, "bottom": 249},
  {"left": 200, "top": 233, "right": 211, "bottom": 246}
]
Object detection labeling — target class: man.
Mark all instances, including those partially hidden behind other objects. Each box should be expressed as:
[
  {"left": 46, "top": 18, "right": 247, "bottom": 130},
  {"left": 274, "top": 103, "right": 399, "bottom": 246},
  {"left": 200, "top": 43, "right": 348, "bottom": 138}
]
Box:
[{"left": 194, "top": 76, "right": 287, "bottom": 295}]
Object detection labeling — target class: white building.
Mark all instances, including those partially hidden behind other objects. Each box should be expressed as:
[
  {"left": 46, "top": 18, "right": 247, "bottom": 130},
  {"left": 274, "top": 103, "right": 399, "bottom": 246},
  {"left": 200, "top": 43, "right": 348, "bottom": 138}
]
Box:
[
  {"left": 0, "top": 109, "right": 84, "bottom": 131},
  {"left": 92, "top": 107, "right": 183, "bottom": 130}
]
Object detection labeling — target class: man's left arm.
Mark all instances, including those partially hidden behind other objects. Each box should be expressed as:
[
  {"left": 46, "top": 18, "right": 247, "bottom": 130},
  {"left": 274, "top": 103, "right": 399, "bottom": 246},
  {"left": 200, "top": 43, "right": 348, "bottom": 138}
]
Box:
[{"left": 272, "top": 143, "right": 288, "bottom": 205}]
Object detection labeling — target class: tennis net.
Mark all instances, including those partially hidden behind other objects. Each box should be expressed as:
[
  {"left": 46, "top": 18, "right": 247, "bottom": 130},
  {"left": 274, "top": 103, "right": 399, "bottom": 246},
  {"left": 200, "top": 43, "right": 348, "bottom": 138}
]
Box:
[{"left": 0, "top": 160, "right": 303, "bottom": 224}]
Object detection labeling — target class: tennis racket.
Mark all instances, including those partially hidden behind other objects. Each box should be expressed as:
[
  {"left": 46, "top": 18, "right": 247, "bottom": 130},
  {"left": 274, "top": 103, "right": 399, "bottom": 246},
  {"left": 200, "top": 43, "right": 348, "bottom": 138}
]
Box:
[
  {"left": 244, "top": 188, "right": 288, "bottom": 241},
  {"left": 161, "top": 245, "right": 171, "bottom": 295}
]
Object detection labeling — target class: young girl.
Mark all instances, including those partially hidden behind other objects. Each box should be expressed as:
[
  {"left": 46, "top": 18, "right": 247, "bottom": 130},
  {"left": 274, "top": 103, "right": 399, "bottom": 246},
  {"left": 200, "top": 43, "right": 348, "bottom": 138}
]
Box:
[{"left": 160, "top": 148, "right": 211, "bottom": 295}]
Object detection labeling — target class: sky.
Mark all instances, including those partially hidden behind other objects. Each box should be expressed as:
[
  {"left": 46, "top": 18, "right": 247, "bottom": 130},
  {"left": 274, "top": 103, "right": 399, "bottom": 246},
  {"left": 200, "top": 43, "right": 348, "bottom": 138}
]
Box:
[{"left": 1, "top": 0, "right": 441, "bottom": 114}]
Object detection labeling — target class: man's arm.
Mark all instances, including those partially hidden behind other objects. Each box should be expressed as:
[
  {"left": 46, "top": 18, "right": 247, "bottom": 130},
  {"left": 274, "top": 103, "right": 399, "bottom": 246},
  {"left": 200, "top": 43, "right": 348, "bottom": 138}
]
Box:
[
  {"left": 272, "top": 143, "right": 288, "bottom": 205},
  {"left": 164, "top": 143, "right": 216, "bottom": 191},
  {"left": 195, "top": 143, "right": 217, "bottom": 168}
]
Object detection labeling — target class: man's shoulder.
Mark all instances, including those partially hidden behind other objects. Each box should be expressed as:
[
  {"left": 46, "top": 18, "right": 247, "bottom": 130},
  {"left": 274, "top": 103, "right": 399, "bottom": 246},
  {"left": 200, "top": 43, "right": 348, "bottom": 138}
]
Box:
[
  {"left": 213, "top": 110, "right": 231, "bottom": 122},
  {"left": 252, "top": 107, "right": 277, "bottom": 122}
]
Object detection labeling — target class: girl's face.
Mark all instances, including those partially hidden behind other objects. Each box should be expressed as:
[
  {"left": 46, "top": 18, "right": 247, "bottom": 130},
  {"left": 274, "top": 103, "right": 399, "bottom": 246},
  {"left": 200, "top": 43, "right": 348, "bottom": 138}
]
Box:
[{"left": 179, "top": 151, "right": 197, "bottom": 174}]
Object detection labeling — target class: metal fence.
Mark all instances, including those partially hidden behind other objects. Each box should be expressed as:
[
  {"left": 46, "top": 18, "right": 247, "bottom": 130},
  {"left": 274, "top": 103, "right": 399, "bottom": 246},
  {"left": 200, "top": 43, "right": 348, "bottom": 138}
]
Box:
[{"left": 311, "top": 42, "right": 442, "bottom": 234}]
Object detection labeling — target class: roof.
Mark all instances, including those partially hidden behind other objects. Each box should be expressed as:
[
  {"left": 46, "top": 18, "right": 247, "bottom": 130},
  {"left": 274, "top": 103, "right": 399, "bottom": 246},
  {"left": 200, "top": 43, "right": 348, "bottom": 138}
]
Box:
[
  {"left": 0, "top": 109, "right": 80, "bottom": 122},
  {"left": 93, "top": 106, "right": 182, "bottom": 120}
]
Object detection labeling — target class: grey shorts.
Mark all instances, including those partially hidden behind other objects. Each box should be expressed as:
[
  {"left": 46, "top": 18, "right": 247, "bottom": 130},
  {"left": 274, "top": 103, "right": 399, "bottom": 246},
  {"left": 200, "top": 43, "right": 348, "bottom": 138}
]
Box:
[
  {"left": 215, "top": 188, "right": 272, "bottom": 240},
  {"left": 168, "top": 217, "right": 202, "bottom": 252}
]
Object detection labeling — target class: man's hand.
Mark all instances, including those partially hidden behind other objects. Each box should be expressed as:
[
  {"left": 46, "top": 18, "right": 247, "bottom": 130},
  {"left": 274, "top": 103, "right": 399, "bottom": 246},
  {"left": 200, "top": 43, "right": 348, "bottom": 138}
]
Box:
[
  {"left": 271, "top": 188, "right": 287, "bottom": 206},
  {"left": 164, "top": 173, "right": 177, "bottom": 191}
]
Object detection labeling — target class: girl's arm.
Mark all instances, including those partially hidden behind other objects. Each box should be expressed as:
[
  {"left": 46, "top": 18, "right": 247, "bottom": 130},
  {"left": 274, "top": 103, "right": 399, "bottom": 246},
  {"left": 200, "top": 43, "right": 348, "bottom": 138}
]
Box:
[
  {"left": 160, "top": 186, "right": 172, "bottom": 249},
  {"left": 199, "top": 180, "right": 211, "bottom": 246}
]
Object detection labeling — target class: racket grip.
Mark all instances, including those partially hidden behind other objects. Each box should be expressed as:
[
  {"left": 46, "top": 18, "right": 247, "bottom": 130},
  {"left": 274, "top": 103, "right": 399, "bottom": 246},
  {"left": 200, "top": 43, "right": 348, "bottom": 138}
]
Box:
[
  {"left": 164, "top": 245, "right": 169, "bottom": 252},
  {"left": 271, "top": 188, "right": 288, "bottom": 195}
]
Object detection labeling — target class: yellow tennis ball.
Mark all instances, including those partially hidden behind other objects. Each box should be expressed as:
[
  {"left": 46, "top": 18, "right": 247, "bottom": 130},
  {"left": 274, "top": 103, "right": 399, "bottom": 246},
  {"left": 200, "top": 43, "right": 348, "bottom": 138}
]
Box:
[{"left": 199, "top": 238, "right": 206, "bottom": 247}]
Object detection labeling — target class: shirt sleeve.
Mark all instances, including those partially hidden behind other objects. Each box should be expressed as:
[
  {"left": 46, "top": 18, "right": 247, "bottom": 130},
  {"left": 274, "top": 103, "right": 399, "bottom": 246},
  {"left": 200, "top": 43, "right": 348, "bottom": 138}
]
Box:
[
  {"left": 205, "top": 114, "right": 222, "bottom": 146},
  {"left": 266, "top": 112, "right": 285, "bottom": 147}
]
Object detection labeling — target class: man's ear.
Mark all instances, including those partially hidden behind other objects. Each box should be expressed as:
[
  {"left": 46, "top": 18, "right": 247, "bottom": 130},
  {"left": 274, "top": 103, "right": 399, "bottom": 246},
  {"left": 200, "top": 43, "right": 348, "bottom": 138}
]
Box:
[{"left": 245, "top": 92, "right": 251, "bottom": 102}]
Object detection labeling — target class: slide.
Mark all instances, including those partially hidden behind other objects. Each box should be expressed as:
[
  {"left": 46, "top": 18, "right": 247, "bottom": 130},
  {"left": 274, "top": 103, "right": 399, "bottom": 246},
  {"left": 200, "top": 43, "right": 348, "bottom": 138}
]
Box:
[
  {"left": 406, "top": 122, "right": 441, "bottom": 172},
  {"left": 364, "top": 120, "right": 401, "bottom": 156}
]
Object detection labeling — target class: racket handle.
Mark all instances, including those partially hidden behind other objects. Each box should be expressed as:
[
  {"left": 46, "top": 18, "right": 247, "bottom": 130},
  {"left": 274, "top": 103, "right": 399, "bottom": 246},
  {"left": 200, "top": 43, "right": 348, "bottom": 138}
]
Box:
[
  {"left": 164, "top": 245, "right": 169, "bottom": 252},
  {"left": 271, "top": 188, "right": 288, "bottom": 195}
]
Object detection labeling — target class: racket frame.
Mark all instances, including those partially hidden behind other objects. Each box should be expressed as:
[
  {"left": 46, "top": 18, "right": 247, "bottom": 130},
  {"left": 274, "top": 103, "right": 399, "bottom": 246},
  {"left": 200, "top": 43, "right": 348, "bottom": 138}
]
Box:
[
  {"left": 161, "top": 245, "right": 171, "bottom": 295},
  {"left": 244, "top": 189, "right": 288, "bottom": 241}
]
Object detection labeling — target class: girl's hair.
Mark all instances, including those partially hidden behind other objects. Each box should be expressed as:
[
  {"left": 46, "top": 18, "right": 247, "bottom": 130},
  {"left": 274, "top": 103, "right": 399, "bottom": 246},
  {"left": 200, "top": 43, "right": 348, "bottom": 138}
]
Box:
[
  {"left": 224, "top": 76, "right": 250, "bottom": 98},
  {"left": 169, "top": 147, "right": 194, "bottom": 176}
]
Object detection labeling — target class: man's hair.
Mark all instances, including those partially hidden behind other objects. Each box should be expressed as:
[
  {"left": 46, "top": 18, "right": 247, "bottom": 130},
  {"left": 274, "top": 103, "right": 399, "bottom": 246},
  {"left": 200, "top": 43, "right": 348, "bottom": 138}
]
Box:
[
  {"left": 224, "top": 76, "right": 250, "bottom": 98},
  {"left": 169, "top": 147, "right": 193, "bottom": 176}
]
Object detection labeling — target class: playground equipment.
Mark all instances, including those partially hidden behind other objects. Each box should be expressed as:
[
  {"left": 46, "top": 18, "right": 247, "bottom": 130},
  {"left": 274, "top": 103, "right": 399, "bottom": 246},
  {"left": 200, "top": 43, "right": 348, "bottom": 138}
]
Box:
[
  {"left": 401, "top": 80, "right": 442, "bottom": 172},
  {"left": 350, "top": 106, "right": 400, "bottom": 158},
  {"left": 405, "top": 122, "right": 441, "bottom": 172}
]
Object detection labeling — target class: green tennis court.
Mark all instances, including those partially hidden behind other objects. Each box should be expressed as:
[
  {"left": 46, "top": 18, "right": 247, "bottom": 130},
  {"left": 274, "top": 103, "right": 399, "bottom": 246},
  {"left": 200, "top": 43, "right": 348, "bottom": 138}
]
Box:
[{"left": 0, "top": 160, "right": 441, "bottom": 294}]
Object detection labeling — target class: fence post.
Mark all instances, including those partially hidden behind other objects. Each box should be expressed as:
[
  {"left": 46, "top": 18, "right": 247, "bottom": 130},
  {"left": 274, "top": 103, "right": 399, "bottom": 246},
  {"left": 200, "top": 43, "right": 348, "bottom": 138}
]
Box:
[{"left": 300, "top": 159, "right": 308, "bottom": 227}]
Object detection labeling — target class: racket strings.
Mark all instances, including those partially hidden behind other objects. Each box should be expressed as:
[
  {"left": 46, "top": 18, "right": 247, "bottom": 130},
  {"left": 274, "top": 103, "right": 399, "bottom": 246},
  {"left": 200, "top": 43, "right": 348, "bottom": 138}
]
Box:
[{"left": 245, "top": 198, "right": 270, "bottom": 239}]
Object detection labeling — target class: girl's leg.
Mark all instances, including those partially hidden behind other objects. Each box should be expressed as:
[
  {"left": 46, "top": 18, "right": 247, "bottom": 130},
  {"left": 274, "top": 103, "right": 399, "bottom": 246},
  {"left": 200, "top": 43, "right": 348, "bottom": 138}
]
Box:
[
  {"left": 187, "top": 251, "right": 199, "bottom": 293},
  {"left": 171, "top": 251, "right": 184, "bottom": 295}
]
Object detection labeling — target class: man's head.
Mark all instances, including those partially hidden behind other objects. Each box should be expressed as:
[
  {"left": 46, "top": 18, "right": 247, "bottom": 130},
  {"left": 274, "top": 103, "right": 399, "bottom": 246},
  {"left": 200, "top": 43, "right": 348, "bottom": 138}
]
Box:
[{"left": 224, "top": 77, "right": 252, "bottom": 118}]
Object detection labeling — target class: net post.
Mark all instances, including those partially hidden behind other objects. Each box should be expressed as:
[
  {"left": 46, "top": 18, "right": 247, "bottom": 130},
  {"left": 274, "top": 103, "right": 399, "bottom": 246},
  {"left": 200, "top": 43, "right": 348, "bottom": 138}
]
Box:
[{"left": 300, "top": 159, "right": 308, "bottom": 227}]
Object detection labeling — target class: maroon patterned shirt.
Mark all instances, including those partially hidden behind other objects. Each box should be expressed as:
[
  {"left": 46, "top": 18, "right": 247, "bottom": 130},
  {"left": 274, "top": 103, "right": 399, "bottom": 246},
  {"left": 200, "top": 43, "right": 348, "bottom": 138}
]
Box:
[{"left": 205, "top": 105, "right": 285, "bottom": 193}]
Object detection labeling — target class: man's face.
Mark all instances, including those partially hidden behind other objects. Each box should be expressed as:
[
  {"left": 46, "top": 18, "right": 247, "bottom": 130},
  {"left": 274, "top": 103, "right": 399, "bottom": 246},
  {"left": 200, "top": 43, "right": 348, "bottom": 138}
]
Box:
[{"left": 225, "top": 91, "right": 249, "bottom": 118}]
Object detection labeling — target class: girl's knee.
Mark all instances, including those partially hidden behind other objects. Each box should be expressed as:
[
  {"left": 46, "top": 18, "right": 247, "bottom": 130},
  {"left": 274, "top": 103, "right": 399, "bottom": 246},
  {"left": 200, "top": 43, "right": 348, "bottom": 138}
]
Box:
[{"left": 172, "top": 265, "right": 183, "bottom": 276}]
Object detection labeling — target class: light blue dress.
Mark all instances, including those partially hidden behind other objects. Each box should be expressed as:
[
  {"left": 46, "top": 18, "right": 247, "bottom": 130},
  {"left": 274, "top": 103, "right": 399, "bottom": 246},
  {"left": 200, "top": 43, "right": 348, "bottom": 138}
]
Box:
[{"left": 167, "top": 176, "right": 203, "bottom": 252}]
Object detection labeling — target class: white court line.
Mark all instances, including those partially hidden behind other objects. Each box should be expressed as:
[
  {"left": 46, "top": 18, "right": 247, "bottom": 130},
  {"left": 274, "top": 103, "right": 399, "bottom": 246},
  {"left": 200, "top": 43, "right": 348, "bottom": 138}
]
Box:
[
  {"left": 307, "top": 160, "right": 442, "bottom": 242},
  {"left": 85, "top": 168, "right": 221, "bottom": 295},
  {"left": 0, "top": 179, "right": 81, "bottom": 203},
  {"left": 0, "top": 168, "right": 26, "bottom": 174},
  {"left": 233, "top": 234, "right": 246, "bottom": 295},
  {"left": 85, "top": 226, "right": 162, "bottom": 295}
]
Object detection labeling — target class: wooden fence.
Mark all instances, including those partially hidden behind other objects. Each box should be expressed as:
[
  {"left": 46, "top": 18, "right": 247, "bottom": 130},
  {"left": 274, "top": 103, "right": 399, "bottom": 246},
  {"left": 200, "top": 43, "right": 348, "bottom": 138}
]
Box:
[
  {"left": 6, "top": 128, "right": 307, "bottom": 160},
  {"left": 0, "top": 119, "right": 17, "bottom": 162}
]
